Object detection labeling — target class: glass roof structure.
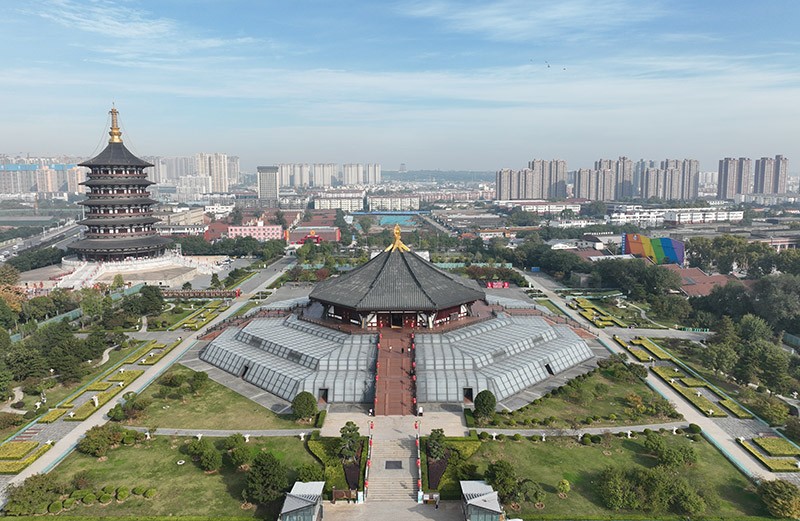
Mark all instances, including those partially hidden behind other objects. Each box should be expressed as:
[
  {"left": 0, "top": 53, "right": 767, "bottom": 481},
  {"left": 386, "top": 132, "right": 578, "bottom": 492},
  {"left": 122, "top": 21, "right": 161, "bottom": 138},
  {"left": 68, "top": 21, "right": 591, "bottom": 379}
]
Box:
[
  {"left": 415, "top": 315, "right": 593, "bottom": 402},
  {"left": 200, "top": 315, "right": 376, "bottom": 402}
]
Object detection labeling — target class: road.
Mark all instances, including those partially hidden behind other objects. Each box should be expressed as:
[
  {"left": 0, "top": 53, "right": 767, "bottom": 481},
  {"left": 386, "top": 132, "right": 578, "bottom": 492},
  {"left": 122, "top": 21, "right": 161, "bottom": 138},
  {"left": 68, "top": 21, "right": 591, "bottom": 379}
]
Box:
[
  {"left": 6, "top": 255, "right": 296, "bottom": 490},
  {"left": 515, "top": 268, "right": 783, "bottom": 482}
]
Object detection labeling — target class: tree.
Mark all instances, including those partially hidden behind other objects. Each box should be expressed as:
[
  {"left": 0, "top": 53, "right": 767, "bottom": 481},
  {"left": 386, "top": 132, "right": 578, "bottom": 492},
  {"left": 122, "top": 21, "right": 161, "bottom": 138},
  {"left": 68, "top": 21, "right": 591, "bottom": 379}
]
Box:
[
  {"left": 557, "top": 479, "right": 571, "bottom": 496},
  {"left": 111, "top": 274, "right": 125, "bottom": 290},
  {"left": 338, "top": 421, "right": 361, "bottom": 463},
  {"left": 0, "top": 264, "right": 20, "bottom": 285},
  {"left": 4, "top": 474, "right": 66, "bottom": 517},
  {"left": 291, "top": 391, "right": 318, "bottom": 422},
  {"left": 473, "top": 389, "right": 496, "bottom": 423},
  {"left": 244, "top": 452, "right": 289, "bottom": 504},
  {"left": 229, "top": 445, "right": 251, "bottom": 468},
  {"left": 643, "top": 431, "right": 666, "bottom": 456},
  {"left": 758, "top": 479, "right": 800, "bottom": 519},
  {"left": 188, "top": 371, "right": 209, "bottom": 394},
  {"left": 520, "top": 479, "right": 545, "bottom": 504},
  {"left": 427, "top": 428, "right": 446, "bottom": 461},
  {"left": 701, "top": 342, "right": 738, "bottom": 375},
  {"left": 230, "top": 207, "right": 244, "bottom": 226},
  {"left": 181, "top": 282, "right": 192, "bottom": 290},
  {"left": 485, "top": 460, "right": 519, "bottom": 504},
  {"left": 199, "top": 446, "right": 222, "bottom": 471},
  {"left": 210, "top": 273, "right": 222, "bottom": 289}
]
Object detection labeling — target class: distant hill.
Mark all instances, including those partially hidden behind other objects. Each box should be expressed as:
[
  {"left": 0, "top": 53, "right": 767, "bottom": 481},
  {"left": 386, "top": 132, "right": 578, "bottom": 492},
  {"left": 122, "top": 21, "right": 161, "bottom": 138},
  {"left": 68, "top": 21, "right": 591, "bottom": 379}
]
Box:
[{"left": 382, "top": 170, "right": 494, "bottom": 183}]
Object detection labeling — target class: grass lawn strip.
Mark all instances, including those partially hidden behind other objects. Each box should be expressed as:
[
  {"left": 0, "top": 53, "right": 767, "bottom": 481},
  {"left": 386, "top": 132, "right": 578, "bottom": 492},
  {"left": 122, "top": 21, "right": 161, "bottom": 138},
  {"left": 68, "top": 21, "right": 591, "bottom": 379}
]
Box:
[
  {"left": 168, "top": 307, "right": 208, "bottom": 331},
  {"left": 632, "top": 337, "right": 671, "bottom": 360},
  {"left": 738, "top": 439, "right": 800, "bottom": 472},
  {"left": 0, "top": 440, "right": 38, "bottom": 460},
  {"left": 67, "top": 386, "right": 125, "bottom": 421},
  {"left": 38, "top": 408, "right": 70, "bottom": 423},
  {"left": 651, "top": 365, "right": 686, "bottom": 380},
  {"left": 670, "top": 382, "right": 727, "bottom": 417},
  {"left": 753, "top": 437, "right": 800, "bottom": 457},
  {"left": 131, "top": 365, "right": 298, "bottom": 430},
  {"left": 140, "top": 340, "right": 183, "bottom": 366},
  {"left": 0, "top": 443, "right": 51, "bottom": 474},
  {"left": 107, "top": 369, "right": 145, "bottom": 386},
  {"left": 719, "top": 398, "right": 755, "bottom": 419},
  {"left": 48, "top": 436, "right": 316, "bottom": 518},
  {"left": 124, "top": 340, "right": 157, "bottom": 364}
]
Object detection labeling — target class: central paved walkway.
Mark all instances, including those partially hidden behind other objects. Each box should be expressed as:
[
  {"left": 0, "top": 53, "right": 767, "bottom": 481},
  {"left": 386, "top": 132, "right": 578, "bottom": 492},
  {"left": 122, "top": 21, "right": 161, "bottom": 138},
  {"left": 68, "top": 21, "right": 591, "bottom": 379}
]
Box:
[{"left": 375, "top": 330, "right": 415, "bottom": 415}]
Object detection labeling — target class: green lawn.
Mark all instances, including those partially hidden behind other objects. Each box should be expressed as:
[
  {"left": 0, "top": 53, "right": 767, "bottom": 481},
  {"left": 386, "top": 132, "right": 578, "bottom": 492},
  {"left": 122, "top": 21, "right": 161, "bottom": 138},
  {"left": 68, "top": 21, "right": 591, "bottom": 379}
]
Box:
[
  {"left": 533, "top": 299, "right": 565, "bottom": 316},
  {"left": 49, "top": 436, "right": 319, "bottom": 518},
  {"left": 492, "top": 366, "right": 680, "bottom": 429},
  {"left": 147, "top": 307, "right": 195, "bottom": 331},
  {"left": 130, "top": 366, "right": 299, "bottom": 430},
  {"left": 438, "top": 435, "right": 768, "bottom": 520}
]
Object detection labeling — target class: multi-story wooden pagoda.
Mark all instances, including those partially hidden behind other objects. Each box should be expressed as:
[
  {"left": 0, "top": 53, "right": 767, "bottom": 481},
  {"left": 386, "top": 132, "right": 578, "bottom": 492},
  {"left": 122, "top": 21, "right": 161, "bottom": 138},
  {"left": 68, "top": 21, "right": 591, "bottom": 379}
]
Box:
[{"left": 70, "top": 108, "right": 171, "bottom": 261}]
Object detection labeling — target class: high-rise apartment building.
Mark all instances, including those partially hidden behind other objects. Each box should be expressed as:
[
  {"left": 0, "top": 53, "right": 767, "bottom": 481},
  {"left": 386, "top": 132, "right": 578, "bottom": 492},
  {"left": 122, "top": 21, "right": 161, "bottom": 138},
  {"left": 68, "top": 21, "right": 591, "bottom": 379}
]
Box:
[
  {"left": 257, "top": 166, "right": 280, "bottom": 207},
  {"left": 717, "top": 157, "right": 751, "bottom": 199},
  {"left": 496, "top": 160, "right": 568, "bottom": 200},
  {"left": 754, "top": 155, "right": 788, "bottom": 194},
  {"left": 342, "top": 163, "right": 364, "bottom": 186},
  {"left": 312, "top": 164, "right": 336, "bottom": 187},
  {"left": 196, "top": 153, "right": 229, "bottom": 193},
  {"left": 364, "top": 164, "right": 382, "bottom": 185},
  {"left": 227, "top": 156, "right": 240, "bottom": 186}
]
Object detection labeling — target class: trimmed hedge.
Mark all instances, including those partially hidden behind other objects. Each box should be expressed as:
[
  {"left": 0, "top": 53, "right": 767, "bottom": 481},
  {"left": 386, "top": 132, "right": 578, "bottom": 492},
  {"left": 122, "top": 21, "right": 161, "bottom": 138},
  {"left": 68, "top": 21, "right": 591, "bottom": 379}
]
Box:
[
  {"left": 99, "top": 493, "right": 113, "bottom": 504},
  {"left": 144, "top": 488, "right": 157, "bottom": 499},
  {"left": 48, "top": 500, "right": 62, "bottom": 513},
  {"left": 671, "top": 384, "right": 727, "bottom": 417},
  {"left": 107, "top": 369, "right": 145, "bottom": 386},
  {"left": 86, "top": 381, "right": 114, "bottom": 392},
  {"left": 738, "top": 439, "right": 800, "bottom": 472},
  {"left": 0, "top": 443, "right": 51, "bottom": 473},
  {"left": 83, "top": 493, "right": 97, "bottom": 505},
  {"left": 719, "top": 399, "right": 754, "bottom": 419},
  {"left": 315, "top": 410, "right": 327, "bottom": 428},
  {"left": 67, "top": 386, "right": 125, "bottom": 421},
  {"left": 464, "top": 408, "right": 475, "bottom": 428},
  {"left": 63, "top": 498, "right": 76, "bottom": 509},
  {"left": 132, "top": 486, "right": 146, "bottom": 495},
  {"left": 117, "top": 486, "right": 130, "bottom": 501},
  {"left": 0, "top": 440, "right": 38, "bottom": 460},
  {"left": 681, "top": 377, "right": 707, "bottom": 387},
  {"left": 627, "top": 347, "right": 650, "bottom": 362},
  {"left": 139, "top": 340, "right": 182, "bottom": 366},
  {"left": 39, "top": 408, "right": 70, "bottom": 423},
  {"left": 753, "top": 437, "right": 800, "bottom": 457},
  {"left": 631, "top": 337, "right": 671, "bottom": 360}
]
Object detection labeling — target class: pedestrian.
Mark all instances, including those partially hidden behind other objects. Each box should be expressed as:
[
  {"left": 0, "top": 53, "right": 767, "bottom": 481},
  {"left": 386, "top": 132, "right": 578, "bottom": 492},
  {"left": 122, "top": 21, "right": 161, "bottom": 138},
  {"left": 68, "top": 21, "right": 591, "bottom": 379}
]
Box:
[
  {"left": 389, "top": 345, "right": 392, "bottom": 352},
  {"left": 435, "top": 495, "right": 439, "bottom": 509}
]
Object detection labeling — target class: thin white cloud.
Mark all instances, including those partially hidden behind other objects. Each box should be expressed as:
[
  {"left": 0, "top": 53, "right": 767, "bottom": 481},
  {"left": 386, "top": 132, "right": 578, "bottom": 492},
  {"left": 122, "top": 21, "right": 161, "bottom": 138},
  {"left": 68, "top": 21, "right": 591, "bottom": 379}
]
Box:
[{"left": 399, "top": 0, "right": 663, "bottom": 42}]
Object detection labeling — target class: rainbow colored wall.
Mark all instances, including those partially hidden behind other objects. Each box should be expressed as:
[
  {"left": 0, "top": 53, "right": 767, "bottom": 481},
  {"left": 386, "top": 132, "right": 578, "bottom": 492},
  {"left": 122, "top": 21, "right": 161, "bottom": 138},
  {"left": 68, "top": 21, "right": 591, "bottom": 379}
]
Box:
[{"left": 622, "top": 234, "right": 685, "bottom": 265}]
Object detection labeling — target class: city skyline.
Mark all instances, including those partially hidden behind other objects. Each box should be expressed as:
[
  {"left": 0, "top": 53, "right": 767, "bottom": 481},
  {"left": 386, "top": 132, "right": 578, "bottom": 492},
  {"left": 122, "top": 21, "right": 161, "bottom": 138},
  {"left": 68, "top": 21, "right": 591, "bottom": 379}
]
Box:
[{"left": 1, "top": 1, "right": 799, "bottom": 173}]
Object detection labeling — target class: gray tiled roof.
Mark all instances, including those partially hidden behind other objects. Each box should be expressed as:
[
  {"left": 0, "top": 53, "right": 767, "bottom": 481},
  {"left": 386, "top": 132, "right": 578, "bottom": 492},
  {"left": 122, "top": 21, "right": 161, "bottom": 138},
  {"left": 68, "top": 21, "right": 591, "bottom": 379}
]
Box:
[
  {"left": 309, "top": 249, "right": 485, "bottom": 311},
  {"left": 80, "top": 142, "right": 154, "bottom": 168}
]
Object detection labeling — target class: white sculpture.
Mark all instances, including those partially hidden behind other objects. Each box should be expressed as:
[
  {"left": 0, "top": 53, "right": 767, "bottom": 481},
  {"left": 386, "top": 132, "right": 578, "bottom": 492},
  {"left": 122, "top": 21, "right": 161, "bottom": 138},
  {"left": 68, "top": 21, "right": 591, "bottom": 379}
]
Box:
[
  {"left": 244, "top": 434, "right": 250, "bottom": 443},
  {"left": 68, "top": 412, "right": 75, "bottom": 418},
  {"left": 196, "top": 433, "right": 203, "bottom": 440},
  {"left": 299, "top": 432, "right": 306, "bottom": 441},
  {"left": 91, "top": 396, "right": 99, "bottom": 407},
  {"left": 34, "top": 402, "right": 41, "bottom": 410},
  {"left": 145, "top": 431, "right": 151, "bottom": 440},
  {"left": 672, "top": 427, "right": 678, "bottom": 435},
  {"left": 491, "top": 432, "right": 497, "bottom": 441},
  {"left": 119, "top": 368, "right": 125, "bottom": 373},
  {"left": 626, "top": 431, "right": 632, "bottom": 439},
  {"left": 118, "top": 382, "right": 124, "bottom": 387},
  {"left": 541, "top": 434, "right": 546, "bottom": 442}
]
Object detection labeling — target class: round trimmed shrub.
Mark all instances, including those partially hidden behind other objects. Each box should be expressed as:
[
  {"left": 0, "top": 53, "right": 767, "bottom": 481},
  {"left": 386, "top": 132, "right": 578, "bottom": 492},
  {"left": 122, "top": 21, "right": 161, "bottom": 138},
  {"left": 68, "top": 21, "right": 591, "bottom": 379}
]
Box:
[
  {"left": 132, "top": 486, "right": 146, "bottom": 495},
  {"left": 591, "top": 435, "right": 602, "bottom": 444},
  {"left": 116, "top": 486, "right": 130, "bottom": 501},
  {"left": 496, "top": 433, "right": 506, "bottom": 441},
  {"left": 690, "top": 433, "right": 702, "bottom": 442},
  {"left": 143, "top": 488, "right": 157, "bottom": 499},
  {"left": 71, "top": 489, "right": 90, "bottom": 499},
  {"left": 688, "top": 423, "right": 702, "bottom": 434},
  {"left": 478, "top": 431, "right": 490, "bottom": 441},
  {"left": 48, "top": 501, "right": 63, "bottom": 514},
  {"left": 35, "top": 502, "right": 49, "bottom": 515},
  {"left": 99, "top": 493, "right": 113, "bottom": 504},
  {"left": 83, "top": 493, "right": 97, "bottom": 505},
  {"left": 581, "top": 435, "right": 592, "bottom": 445},
  {"left": 63, "top": 498, "right": 77, "bottom": 510},
  {"left": 102, "top": 485, "right": 116, "bottom": 494},
  {"left": 122, "top": 435, "right": 135, "bottom": 445},
  {"left": 513, "top": 433, "right": 522, "bottom": 441}
]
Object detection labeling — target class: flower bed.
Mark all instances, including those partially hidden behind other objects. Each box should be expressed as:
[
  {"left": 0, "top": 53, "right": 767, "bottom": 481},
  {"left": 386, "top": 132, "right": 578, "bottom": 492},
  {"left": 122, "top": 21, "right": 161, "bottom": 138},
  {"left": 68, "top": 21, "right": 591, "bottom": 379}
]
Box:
[
  {"left": 718, "top": 399, "right": 754, "bottom": 419},
  {"left": 67, "top": 386, "right": 126, "bottom": 421},
  {"left": 738, "top": 439, "right": 800, "bottom": 472},
  {"left": 139, "top": 340, "right": 182, "bottom": 366},
  {"left": 0, "top": 443, "right": 51, "bottom": 474},
  {"left": 753, "top": 437, "right": 800, "bottom": 457},
  {"left": 0, "top": 441, "right": 38, "bottom": 460},
  {"left": 38, "top": 408, "right": 70, "bottom": 424}
]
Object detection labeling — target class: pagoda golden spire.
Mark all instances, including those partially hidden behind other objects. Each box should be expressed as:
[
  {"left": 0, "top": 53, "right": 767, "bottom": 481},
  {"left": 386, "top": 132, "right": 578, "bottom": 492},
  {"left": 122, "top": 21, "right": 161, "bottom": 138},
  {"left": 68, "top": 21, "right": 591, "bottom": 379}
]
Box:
[
  {"left": 108, "top": 106, "right": 123, "bottom": 143},
  {"left": 385, "top": 223, "right": 410, "bottom": 252}
]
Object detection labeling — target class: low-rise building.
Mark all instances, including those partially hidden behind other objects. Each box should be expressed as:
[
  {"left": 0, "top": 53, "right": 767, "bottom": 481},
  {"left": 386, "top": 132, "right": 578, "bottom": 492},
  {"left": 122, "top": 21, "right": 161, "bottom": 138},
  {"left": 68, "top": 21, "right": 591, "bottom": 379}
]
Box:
[
  {"left": 367, "top": 195, "right": 420, "bottom": 211},
  {"left": 278, "top": 481, "right": 324, "bottom": 521},
  {"left": 460, "top": 481, "right": 503, "bottom": 521},
  {"left": 227, "top": 221, "right": 283, "bottom": 241},
  {"left": 287, "top": 226, "right": 341, "bottom": 244}
]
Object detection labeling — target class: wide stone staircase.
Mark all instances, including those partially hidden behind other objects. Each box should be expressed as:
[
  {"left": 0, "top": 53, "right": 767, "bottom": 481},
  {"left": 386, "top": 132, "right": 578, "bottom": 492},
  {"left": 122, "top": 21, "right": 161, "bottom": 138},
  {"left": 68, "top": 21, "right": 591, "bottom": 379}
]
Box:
[{"left": 366, "top": 438, "right": 418, "bottom": 501}]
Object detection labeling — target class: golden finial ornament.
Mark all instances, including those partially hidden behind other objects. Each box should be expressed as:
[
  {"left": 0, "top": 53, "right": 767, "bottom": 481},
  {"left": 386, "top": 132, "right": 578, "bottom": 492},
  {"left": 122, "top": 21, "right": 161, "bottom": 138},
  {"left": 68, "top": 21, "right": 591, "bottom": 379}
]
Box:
[
  {"left": 108, "top": 106, "right": 123, "bottom": 143},
  {"left": 385, "top": 223, "right": 410, "bottom": 252}
]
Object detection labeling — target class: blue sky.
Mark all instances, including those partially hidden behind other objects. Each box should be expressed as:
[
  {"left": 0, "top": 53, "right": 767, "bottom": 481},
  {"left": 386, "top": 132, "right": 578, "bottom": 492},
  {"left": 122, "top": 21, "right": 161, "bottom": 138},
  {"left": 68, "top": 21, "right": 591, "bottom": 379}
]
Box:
[{"left": 1, "top": 0, "right": 799, "bottom": 173}]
